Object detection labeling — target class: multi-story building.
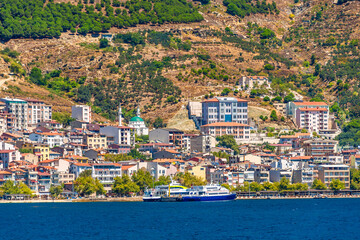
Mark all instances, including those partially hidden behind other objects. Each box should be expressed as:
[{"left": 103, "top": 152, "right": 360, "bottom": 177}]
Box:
[
  {"left": 239, "top": 76, "right": 270, "bottom": 89},
  {"left": 287, "top": 101, "right": 328, "bottom": 118},
  {"left": 303, "top": 139, "right": 338, "bottom": 157},
  {"left": 273, "top": 103, "right": 287, "bottom": 116},
  {"left": 21, "top": 98, "right": 52, "bottom": 128},
  {"left": 91, "top": 163, "right": 122, "bottom": 191},
  {"left": 100, "top": 126, "right": 135, "bottom": 146},
  {"left": 149, "top": 128, "right": 185, "bottom": 147},
  {"left": 254, "top": 168, "right": 270, "bottom": 183},
  {"left": 190, "top": 135, "right": 216, "bottom": 153},
  {"left": 202, "top": 97, "right": 248, "bottom": 125},
  {"left": 292, "top": 167, "right": 314, "bottom": 186},
  {"left": 84, "top": 133, "right": 107, "bottom": 149},
  {"left": 58, "top": 172, "right": 75, "bottom": 184},
  {"left": 128, "top": 108, "right": 149, "bottom": 136},
  {"left": 29, "top": 132, "right": 65, "bottom": 148},
  {"left": 22, "top": 143, "right": 50, "bottom": 162},
  {"left": 200, "top": 122, "right": 250, "bottom": 140},
  {"left": 318, "top": 164, "right": 350, "bottom": 189},
  {"left": 71, "top": 105, "right": 91, "bottom": 123},
  {"left": 1, "top": 97, "right": 28, "bottom": 130},
  {"left": 295, "top": 107, "right": 329, "bottom": 133}
]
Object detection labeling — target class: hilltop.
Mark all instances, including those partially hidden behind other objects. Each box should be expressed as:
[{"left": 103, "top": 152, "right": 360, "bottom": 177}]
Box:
[{"left": 0, "top": 0, "right": 359, "bottom": 134}]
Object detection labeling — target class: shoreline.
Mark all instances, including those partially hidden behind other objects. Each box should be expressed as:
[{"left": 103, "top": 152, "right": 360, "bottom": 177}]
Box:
[{"left": 0, "top": 195, "right": 360, "bottom": 203}]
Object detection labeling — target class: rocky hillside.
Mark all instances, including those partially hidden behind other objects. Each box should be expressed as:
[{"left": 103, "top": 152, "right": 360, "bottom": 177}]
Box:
[{"left": 0, "top": 0, "right": 358, "bottom": 130}]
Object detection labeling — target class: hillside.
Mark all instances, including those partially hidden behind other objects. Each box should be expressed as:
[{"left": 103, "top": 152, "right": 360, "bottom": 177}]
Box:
[{"left": 0, "top": 0, "right": 359, "bottom": 135}]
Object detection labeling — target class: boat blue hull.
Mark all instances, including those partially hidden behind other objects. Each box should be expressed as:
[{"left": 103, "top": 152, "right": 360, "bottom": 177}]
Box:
[{"left": 181, "top": 193, "right": 237, "bottom": 202}]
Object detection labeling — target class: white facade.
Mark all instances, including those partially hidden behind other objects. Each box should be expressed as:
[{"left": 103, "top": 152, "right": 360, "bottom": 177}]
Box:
[
  {"left": 295, "top": 107, "right": 329, "bottom": 133},
  {"left": 29, "top": 133, "right": 65, "bottom": 148},
  {"left": 71, "top": 105, "right": 91, "bottom": 123},
  {"left": 1, "top": 98, "right": 28, "bottom": 130},
  {"left": 23, "top": 98, "right": 52, "bottom": 128},
  {"left": 202, "top": 97, "right": 248, "bottom": 125},
  {"left": 100, "top": 126, "right": 135, "bottom": 146},
  {"left": 128, "top": 107, "right": 149, "bottom": 136}
]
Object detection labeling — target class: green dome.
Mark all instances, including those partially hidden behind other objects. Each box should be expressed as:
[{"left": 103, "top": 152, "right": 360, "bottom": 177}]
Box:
[{"left": 130, "top": 116, "right": 144, "bottom": 122}]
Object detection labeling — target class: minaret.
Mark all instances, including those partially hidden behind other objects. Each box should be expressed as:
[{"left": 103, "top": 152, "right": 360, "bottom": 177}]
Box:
[
  {"left": 118, "top": 104, "right": 122, "bottom": 126},
  {"left": 136, "top": 106, "right": 140, "bottom": 117}
]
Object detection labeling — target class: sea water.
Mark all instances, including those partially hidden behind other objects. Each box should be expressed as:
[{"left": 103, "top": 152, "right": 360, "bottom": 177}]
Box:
[{"left": 1, "top": 199, "right": 359, "bottom": 240}]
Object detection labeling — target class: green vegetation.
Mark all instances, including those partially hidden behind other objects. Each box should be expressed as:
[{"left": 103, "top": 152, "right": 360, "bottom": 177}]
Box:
[
  {"left": 104, "top": 153, "right": 133, "bottom": 162},
  {"left": 174, "top": 172, "right": 207, "bottom": 187},
  {"left": 52, "top": 112, "right": 74, "bottom": 127},
  {"left": 226, "top": 178, "right": 308, "bottom": 192},
  {"left": 0, "top": 0, "right": 203, "bottom": 40},
  {"left": 223, "top": 0, "right": 279, "bottom": 18},
  {"left": 216, "top": 135, "right": 239, "bottom": 154},
  {"left": 74, "top": 170, "right": 106, "bottom": 196},
  {"left": 311, "top": 178, "right": 327, "bottom": 190},
  {"left": 49, "top": 184, "right": 64, "bottom": 199},
  {"left": 0, "top": 180, "right": 33, "bottom": 195},
  {"left": 350, "top": 168, "right": 360, "bottom": 190},
  {"left": 112, "top": 175, "right": 140, "bottom": 196},
  {"left": 329, "top": 179, "right": 345, "bottom": 191}
]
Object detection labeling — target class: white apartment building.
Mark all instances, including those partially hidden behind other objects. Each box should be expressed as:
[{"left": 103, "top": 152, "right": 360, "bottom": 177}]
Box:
[
  {"left": 202, "top": 97, "right": 248, "bottom": 125},
  {"left": 239, "top": 76, "right": 270, "bottom": 89},
  {"left": 21, "top": 98, "right": 52, "bottom": 128},
  {"left": 287, "top": 101, "right": 328, "bottom": 118},
  {"left": 100, "top": 126, "right": 135, "bottom": 146},
  {"left": 71, "top": 105, "right": 91, "bottom": 123},
  {"left": 295, "top": 107, "right": 329, "bottom": 133},
  {"left": 1, "top": 97, "right": 28, "bottom": 130},
  {"left": 29, "top": 132, "right": 65, "bottom": 148}
]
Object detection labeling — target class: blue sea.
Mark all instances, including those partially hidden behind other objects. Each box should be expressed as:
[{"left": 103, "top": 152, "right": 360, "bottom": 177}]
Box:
[{"left": 1, "top": 199, "right": 359, "bottom": 240}]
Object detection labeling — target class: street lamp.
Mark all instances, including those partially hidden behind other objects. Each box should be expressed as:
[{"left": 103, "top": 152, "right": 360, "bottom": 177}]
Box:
[{"left": 151, "top": 167, "right": 155, "bottom": 189}]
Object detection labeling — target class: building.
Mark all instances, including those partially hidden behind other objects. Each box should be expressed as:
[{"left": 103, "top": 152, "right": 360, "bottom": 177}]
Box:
[
  {"left": 100, "top": 126, "right": 135, "bottom": 146},
  {"left": 128, "top": 107, "right": 149, "bottom": 136},
  {"left": 254, "top": 168, "right": 270, "bottom": 183},
  {"left": 200, "top": 122, "right": 250, "bottom": 140},
  {"left": 1, "top": 98, "right": 28, "bottom": 130},
  {"left": 21, "top": 98, "right": 52, "bottom": 128},
  {"left": 149, "top": 128, "right": 184, "bottom": 146},
  {"left": 303, "top": 139, "right": 338, "bottom": 157},
  {"left": 29, "top": 132, "right": 65, "bottom": 148},
  {"left": 202, "top": 97, "right": 248, "bottom": 125},
  {"left": 318, "top": 164, "right": 350, "bottom": 189},
  {"left": 84, "top": 133, "right": 107, "bottom": 149},
  {"left": 190, "top": 135, "right": 216, "bottom": 153},
  {"left": 287, "top": 101, "right": 328, "bottom": 118},
  {"left": 295, "top": 107, "right": 329, "bottom": 133},
  {"left": 273, "top": 103, "right": 286, "bottom": 116},
  {"left": 71, "top": 105, "right": 91, "bottom": 123},
  {"left": 91, "top": 163, "right": 122, "bottom": 191},
  {"left": 21, "top": 143, "right": 50, "bottom": 162},
  {"left": 239, "top": 76, "right": 270, "bottom": 89}
]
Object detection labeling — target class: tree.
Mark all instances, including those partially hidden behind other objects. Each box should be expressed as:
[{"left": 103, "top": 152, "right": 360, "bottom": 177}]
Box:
[
  {"left": 310, "top": 54, "right": 316, "bottom": 66},
  {"left": 104, "top": 153, "right": 132, "bottom": 162},
  {"left": 216, "top": 135, "right": 239, "bottom": 154},
  {"left": 154, "top": 176, "right": 171, "bottom": 186},
  {"left": 1, "top": 180, "right": 32, "bottom": 195},
  {"left": 112, "top": 175, "right": 140, "bottom": 196},
  {"left": 250, "top": 182, "right": 264, "bottom": 192},
  {"left": 264, "top": 64, "right": 275, "bottom": 70},
  {"left": 30, "top": 67, "right": 46, "bottom": 85},
  {"left": 131, "top": 169, "right": 154, "bottom": 192},
  {"left": 52, "top": 112, "right": 75, "bottom": 127},
  {"left": 99, "top": 38, "right": 109, "bottom": 48},
  {"left": 221, "top": 88, "right": 231, "bottom": 96},
  {"left": 175, "top": 172, "right": 206, "bottom": 187},
  {"left": 329, "top": 179, "right": 345, "bottom": 191},
  {"left": 153, "top": 117, "right": 166, "bottom": 128},
  {"left": 263, "top": 96, "right": 270, "bottom": 101},
  {"left": 283, "top": 93, "right": 295, "bottom": 103},
  {"left": 270, "top": 110, "right": 278, "bottom": 121},
  {"left": 278, "top": 177, "right": 290, "bottom": 191},
  {"left": 74, "top": 173, "right": 105, "bottom": 197},
  {"left": 50, "top": 184, "right": 64, "bottom": 199},
  {"left": 311, "top": 178, "right": 327, "bottom": 190}
]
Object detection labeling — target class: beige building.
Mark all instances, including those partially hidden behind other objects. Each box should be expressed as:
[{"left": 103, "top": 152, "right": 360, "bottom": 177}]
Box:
[
  {"left": 201, "top": 122, "right": 250, "bottom": 140},
  {"left": 273, "top": 103, "right": 286, "bottom": 116},
  {"left": 58, "top": 172, "right": 75, "bottom": 184},
  {"left": 84, "top": 134, "right": 107, "bottom": 149},
  {"left": 188, "top": 165, "right": 209, "bottom": 182},
  {"left": 318, "top": 164, "right": 350, "bottom": 189}
]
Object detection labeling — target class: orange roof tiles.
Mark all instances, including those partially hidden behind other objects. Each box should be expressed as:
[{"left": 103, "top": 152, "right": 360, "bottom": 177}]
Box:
[
  {"left": 202, "top": 122, "right": 249, "bottom": 127},
  {"left": 294, "top": 102, "right": 328, "bottom": 106},
  {"left": 298, "top": 107, "right": 328, "bottom": 111}
]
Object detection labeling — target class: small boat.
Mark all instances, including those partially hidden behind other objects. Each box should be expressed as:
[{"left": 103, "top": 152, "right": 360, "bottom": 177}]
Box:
[{"left": 314, "top": 194, "right": 328, "bottom": 199}]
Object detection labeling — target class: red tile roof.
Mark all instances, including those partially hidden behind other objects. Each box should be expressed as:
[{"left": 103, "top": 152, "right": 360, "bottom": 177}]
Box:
[
  {"left": 298, "top": 107, "right": 328, "bottom": 111},
  {"left": 294, "top": 102, "right": 327, "bottom": 106},
  {"left": 202, "top": 122, "right": 249, "bottom": 127}
]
